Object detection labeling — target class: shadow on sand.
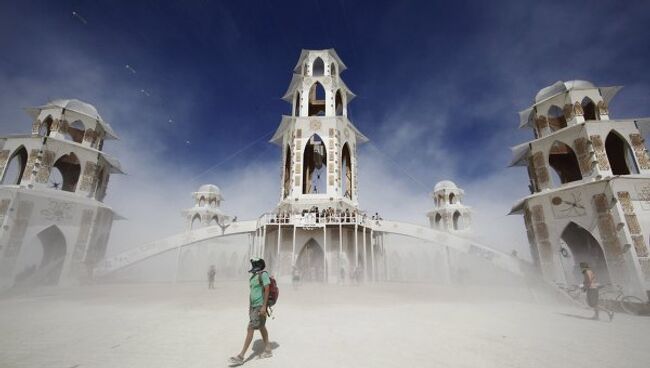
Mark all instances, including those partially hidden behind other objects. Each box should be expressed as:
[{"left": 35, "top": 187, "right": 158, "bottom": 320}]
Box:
[
  {"left": 556, "top": 312, "right": 601, "bottom": 321},
  {"left": 228, "top": 339, "right": 280, "bottom": 366}
]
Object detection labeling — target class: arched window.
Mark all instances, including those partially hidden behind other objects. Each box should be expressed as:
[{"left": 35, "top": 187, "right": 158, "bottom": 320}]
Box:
[
  {"left": 605, "top": 131, "right": 639, "bottom": 175},
  {"left": 283, "top": 145, "right": 292, "bottom": 198},
  {"left": 452, "top": 211, "right": 462, "bottom": 230},
  {"left": 582, "top": 97, "right": 597, "bottom": 121},
  {"left": 294, "top": 92, "right": 301, "bottom": 116},
  {"left": 549, "top": 141, "right": 582, "bottom": 185},
  {"left": 1, "top": 146, "right": 28, "bottom": 185},
  {"left": 434, "top": 213, "right": 442, "bottom": 228},
  {"left": 199, "top": 196, "right": 206, "bottom": 207},
  {"left": 308, "top": 82, "right": 326, "bottom": 116},
  {"left": 341, "top": 143, "right": 352, "bottom": 199},
  {"left": 312, "top": 57, "right": 324, "bottom": 76},
  {"left": 547, "top": 105, "right": 567, "bottom": 131},
  {"left": 449, "top": 193, "right": 456, "bottom": 204},
  {"left": 209, "top": 216, "right": 219, "bottom": 226},
  {"left": 302, "top": 134, "right": 327, "bottom": 194},
  {"left": 64, "top": 120, "right": 85, "bottom": 143},
  {"left": 330, "top": 63, "right": 337, "bottom": 76},
  {"left": 190, "top": 214, "right": 201, "bottom": 230},
  {"left": 438, "top": 195, "right": 445, "bottom": 206},
  {"left": 39, "top": 116, "right": 53, "bottom": 137},
  {"left": 209, "top": 199, "right": 217, "bottom": 208},
  {"left": 335, "top": 89, "right": 344, "bottom": 116},
  {"left": 49, "top": 153, "right": 81, "bottom": 192}
]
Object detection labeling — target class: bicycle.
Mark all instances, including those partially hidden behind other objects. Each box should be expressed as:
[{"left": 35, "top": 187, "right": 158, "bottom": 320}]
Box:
[{"left": 599, "top": 284, "right": 646, "bottom": 315}]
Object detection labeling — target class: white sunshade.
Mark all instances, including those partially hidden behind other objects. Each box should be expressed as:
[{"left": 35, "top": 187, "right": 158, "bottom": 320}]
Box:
[{"left": 509, "top": 142, "right": 531, "bottom": 167}]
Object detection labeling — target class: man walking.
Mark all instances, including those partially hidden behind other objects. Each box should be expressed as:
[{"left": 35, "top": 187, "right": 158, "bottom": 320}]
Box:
[
  {"left": 581, "top": 262, "right": 613, "bottom": 321},
  {"left": 229, "top": 258, "right": 273, "bottom": 365},
  {"left": 207, "top": 265, "right": 216, "bottom": 289}
]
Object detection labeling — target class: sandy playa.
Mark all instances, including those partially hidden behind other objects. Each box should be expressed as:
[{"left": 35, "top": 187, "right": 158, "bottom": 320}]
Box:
[{"left": 1, "top": 282, "right": 649, "bottom": 368}]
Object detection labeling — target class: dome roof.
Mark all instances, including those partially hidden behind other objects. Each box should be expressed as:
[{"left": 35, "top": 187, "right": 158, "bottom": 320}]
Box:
[
  {"left": 534, "top": 80, "right": 595, "bottom": 103},
  {"left": 434, "top": 180, "right": 457, "bottom": 192},
  {"left": 26, "top": 98, "right": 118, "bottom": 139},
  {"left": 197, "top": 184, "right": 221, "bottom": 194}
]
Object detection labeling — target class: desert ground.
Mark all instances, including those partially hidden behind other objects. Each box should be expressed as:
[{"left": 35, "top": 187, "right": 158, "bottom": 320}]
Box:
[{"left": 1, "top": 281, "right": 649, "bottom": 368}]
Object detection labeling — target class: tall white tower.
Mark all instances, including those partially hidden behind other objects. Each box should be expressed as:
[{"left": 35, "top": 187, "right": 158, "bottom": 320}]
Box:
[
  {"left": 511, "top": 80, "right": 650, "bottom": 300},
  {"left": 0, "top": 99, "right": 123, "bottom": 289},
  {"left": 427, "top": 180, "right": 471, "bottom": 232},
  {"left": 270, "top": 49, "right": 368, "bottom": 212}
]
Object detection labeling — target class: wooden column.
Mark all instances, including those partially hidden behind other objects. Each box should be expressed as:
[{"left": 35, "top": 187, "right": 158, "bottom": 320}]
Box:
[
  {"left": 323, "top": 225, "right": 328, "bottom": 282},
  {"left": 370, "top": 229, "right": 375, "bottom": 282}
]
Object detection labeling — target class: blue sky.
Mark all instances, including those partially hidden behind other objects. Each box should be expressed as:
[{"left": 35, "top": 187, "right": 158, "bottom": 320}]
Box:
[{"left": 1, "top": 0, "right": 649, "bottom": 255}]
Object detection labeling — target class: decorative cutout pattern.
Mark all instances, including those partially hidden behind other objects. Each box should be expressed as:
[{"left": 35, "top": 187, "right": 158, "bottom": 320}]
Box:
[
  {"left": 589, "top": 135, "right": 610, "bottom": 171},
  {"left": 629, "top": 134, "right": 650, "bottom": 170}
]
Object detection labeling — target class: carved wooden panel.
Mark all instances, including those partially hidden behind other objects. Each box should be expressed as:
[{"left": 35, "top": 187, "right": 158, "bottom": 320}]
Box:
[
  {"left": 573, "top": 102, "right": 584, "bottom": 116},
  {"left": 79, "top": 162, "right": 98, "bottom": 192},
  {"left": 36, "top": 150, "right": 55, "bottom": 184},
  {"left": 22, "top": 149, "right": 40, "bottom": 182},
  {"left": 0, "top": 150, "right": 10, "bottom": 174},
  {"left": 597, "top": 101, "right": 609, "bottom": 116},
  {"left": 629, "top": 133, "right": 650, "bottom": 170},
  {"left": 574, "top": 137, "right": 592, "bottom": 175},
  {"left": 563, "top": 104, "right": 575, "bottom": 121},
  {"left": 589, "top": 135, "right": 610, "bottom": 171}
]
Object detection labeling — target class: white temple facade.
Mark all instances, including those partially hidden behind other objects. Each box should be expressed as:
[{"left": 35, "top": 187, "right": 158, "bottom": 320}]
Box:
[
  {"left": 510, "top": 80, "right": 650, "bottom": 300},
  {"left": 0, "top": 99, "right": 123, "bottom": 289},
  {"left": 183, "top": 184, "right": 230, "bottom": 231},
  {"left": 427, "top": 180, "right": 471, "bottom": 233}
]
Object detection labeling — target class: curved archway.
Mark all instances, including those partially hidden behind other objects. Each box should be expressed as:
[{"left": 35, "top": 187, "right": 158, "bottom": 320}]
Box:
[
  {"left": 308, "top": 82, "right": 326, "bottom": 116},
  {"left": 296, "top": 238, "right": 324, "bottom": 282},
  {"left": 283, "top": 145, "right": 292, "bottom": 198},
  {"left": 549, "top": 141, "right": 582, "bottom": 185},
  {"left": 190, "top": 214, "right": 202, "bottom": 230},
  {"left": 64, "top": 120, "right": 86, "bottom": 143},
  {"left": 582, "top": 97, "right": 597, "bottom": 121},
  {"left": 50, "top": 153, "right": 81, "bottom": 192},
  {"left": 312, "top": 57, "right": 324, "bottom": 76},
  {"left": 547, "top": 105, "right": 567, "bottom": 131},
  {"left": 302, "top": 134, "right": 327, "bottom": 194},
  {"left": 294, "top": 91, "right": 301, "bottom": 116},
  {"left": 452, "top": 211, "right": 462, "bottom": 230},
  {"left": 560, "top": 222, "right": 610, "bottom": 284},
  {"left": 199, "top": 196, "right": 206, "bottom": 207},
  {"left": 335, "top": 89, "right": 344, "bottom": 116},
  {"left": 330, "top": 62, "right": 337, "bottom": 76},
  {"left": 449, "top": 193, "right": 457, "bottom": 204},
  {"left": 341, "top": 143, "right": 352, "bottom": 199},
  {"left": 14, "top": 225, "right": 67, "bottom": 286},
  {"left": 1, "top": 146, "right": 28, "bottom": 185},
  {"left": 209, "top": 216, "right": 219, "bottom": 227},
  {"left": 605, "top": 131, "right": 639, "bottom": 175},
  {"left": 434, "top": 213, "right": 442, "bottom": 228}
]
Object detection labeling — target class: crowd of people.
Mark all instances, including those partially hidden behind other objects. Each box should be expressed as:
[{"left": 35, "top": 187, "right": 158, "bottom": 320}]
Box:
[{"left": 268, "top": 207, "right": 383, "bottom": 226}]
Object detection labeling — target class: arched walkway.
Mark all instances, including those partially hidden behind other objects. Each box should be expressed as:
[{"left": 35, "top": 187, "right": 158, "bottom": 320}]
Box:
[
  {"left": 549, "top": 141, "right": 582, "bottom": 185},
  {"left": 605, "top": 131, "right": 639, "bottom": 175},
  {"left": 296, "top": 238, "right": 324, "bottom": 282},
  {"left": 302, "top": 134, "right": 327, "bottom": 194},
  {"left": 560, "top": 222, "right": 610, "bottom": 284},
  {"left": 14, "top": 225, "right": 67, "bottom": 286},
  {"left": 50, "top": 153, "right": 81, "bottom": 192},
  {"left": 452, "top": 211, "right": 462, "bottom": 230},
  {"left": 341, "top": 143, "right": 352, "bottom": 199},
  {"left": 1, "top": 146, "right": 28, "bottom": 185}
]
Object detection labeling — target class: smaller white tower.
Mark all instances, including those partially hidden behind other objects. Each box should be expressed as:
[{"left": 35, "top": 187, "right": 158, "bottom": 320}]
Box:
[
  {"left": 427, "top": 180, "right": 471, "bottom": 232},
  {"left": 183, "top": 184, "right": 230, "bottom": 230}
]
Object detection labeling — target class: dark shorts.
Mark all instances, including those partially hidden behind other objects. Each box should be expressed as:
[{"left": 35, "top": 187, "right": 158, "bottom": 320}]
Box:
[
  {"left": 586, "top": 288, "right": 599, "bottom": 308},
  {"left": 248, "top": 306, "right": 266, "bottom": 330}
]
